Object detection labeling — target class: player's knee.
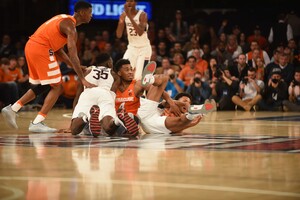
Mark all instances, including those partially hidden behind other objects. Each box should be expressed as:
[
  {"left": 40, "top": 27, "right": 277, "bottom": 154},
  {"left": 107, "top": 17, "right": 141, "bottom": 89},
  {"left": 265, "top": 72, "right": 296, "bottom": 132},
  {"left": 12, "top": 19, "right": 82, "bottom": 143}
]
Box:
[
  {"left": 30, "top": 84, "right": 51, "bottom": 96},
  {"left": 51, "top": 84, "right": 63, "bottom": 94}
]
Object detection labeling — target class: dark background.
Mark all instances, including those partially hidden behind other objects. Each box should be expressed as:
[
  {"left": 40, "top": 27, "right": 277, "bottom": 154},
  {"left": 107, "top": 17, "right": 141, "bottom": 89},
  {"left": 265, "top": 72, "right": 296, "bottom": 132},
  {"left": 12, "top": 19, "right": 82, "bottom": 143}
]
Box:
[{"left": 0, "top": 0, "right": 299, "bottom": 41}]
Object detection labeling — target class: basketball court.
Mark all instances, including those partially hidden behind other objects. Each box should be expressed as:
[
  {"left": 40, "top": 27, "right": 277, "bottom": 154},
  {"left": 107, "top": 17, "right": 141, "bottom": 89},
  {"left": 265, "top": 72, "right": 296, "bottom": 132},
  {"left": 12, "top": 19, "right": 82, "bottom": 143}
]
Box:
[{"left": 0, "top": 109, "right": 299, "bottom": 199}]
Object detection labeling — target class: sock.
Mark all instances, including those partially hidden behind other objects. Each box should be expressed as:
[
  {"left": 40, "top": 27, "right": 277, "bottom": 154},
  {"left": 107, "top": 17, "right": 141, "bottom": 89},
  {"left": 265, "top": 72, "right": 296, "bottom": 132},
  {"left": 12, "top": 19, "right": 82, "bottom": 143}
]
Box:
[
  {"left": 185, "top": 113, "right": 194, "bottom": 121},
  {"left": 113, "top": 117, "right": 121, "bottom": 126},
  {"left": 33, "top": 112, "right": 46, "bottom": 124},
  {"left": 148, "top": 75, "right": 155, "bottom": 84},
  {"left": 11, "top": 100, "right": 23, "bottom": 112},
  {"left": 82, "top": 115, "right": 88, "bottom": 123}
]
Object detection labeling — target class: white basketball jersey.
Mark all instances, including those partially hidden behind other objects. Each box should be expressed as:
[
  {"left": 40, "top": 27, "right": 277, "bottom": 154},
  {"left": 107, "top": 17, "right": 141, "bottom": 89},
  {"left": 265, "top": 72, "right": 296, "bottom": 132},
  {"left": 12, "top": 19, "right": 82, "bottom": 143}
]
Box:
[
  {"left": 84, "top": 66, "right": 114, "bottom": 91},
  {"left": 125, "top": 10, "right": 150, "bottom": 47}
]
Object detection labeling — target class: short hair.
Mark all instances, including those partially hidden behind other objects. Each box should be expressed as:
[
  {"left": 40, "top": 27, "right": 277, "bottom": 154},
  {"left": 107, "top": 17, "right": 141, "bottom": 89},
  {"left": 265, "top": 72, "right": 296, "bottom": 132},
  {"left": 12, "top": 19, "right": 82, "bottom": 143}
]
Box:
[
  {"left": 74, "top": 1, "right": 92, "bottom": 12},
  {"left": 114, "top": 59, "right": 131, "bottom": 72},
  {"left": 174, "top": 92, "right": 193, "bottom": 102},
  {"left": 187, "top": 55, "right": 196, "bottom": 61},
  {"left": 0, "top": 57, "right": 9, "bottom": 65},
  {"left": 8, "top": 55, "right": 17, "bottom": 61},
  {"left": 248, "top": 67, "right": 256, "bottom": 73},
  {"left": 95, "top": 53, "right": 111, "bottom": 66}
]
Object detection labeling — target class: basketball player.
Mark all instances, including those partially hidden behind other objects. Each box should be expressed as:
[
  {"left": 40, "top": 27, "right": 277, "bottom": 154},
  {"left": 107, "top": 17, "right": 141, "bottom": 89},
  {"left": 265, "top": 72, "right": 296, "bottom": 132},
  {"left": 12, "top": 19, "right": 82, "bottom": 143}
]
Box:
[
  {"left": 114, "top": 59, "right": 182, "bottom": 118},
  {"left": 116, "top": 0, "right": 152, "bottom": 80},
  {"left": 1, "top": 1, "right": 96, "bottom": 132},
  {"left": 116, "top": 60, "right": 216, "bottom": 134},
  {"left": 71, "top": 54, "right": 139, "bottom": 139}
]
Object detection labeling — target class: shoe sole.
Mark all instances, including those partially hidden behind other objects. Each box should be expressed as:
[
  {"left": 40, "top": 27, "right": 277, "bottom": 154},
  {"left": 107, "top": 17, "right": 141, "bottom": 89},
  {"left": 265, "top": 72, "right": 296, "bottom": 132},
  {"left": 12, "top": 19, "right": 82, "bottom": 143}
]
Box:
[
  {"left": 117, "top": 111, "right": 139, "bottom": 138},
  {"left": 141, "top": 61, "right": 157, "bottom": 86},
  {"left": 189, "top": 102, "right": 216, "bottom": 115},
  {"left": 89, "top": 105, "right": 101, "bottom": 137},
  {"left": 1, "top": 108, "right": 18, "bottom": 129}
]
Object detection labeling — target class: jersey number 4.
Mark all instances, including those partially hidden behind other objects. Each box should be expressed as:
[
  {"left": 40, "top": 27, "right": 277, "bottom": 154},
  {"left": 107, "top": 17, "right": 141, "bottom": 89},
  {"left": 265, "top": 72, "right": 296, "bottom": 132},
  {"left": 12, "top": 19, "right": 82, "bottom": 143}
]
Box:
[{"left": 92, "top": 69, "right": 108, "bottom": 80}]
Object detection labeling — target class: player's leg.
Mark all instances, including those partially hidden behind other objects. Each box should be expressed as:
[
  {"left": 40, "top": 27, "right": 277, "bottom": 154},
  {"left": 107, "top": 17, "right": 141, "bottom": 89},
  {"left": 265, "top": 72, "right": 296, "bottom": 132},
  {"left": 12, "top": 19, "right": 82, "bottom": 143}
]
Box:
[
  {"left": 70, "top": 117, "right": 86, "bottom": 135},
  {"left": 28, "top": 43, "right": 64, "bottom": 132},
  {"left": 146, "top": 74, "right": 169, "bottom": 102},
  {"left": 135, "top": 45, "right": 152, "bottom": 80}
]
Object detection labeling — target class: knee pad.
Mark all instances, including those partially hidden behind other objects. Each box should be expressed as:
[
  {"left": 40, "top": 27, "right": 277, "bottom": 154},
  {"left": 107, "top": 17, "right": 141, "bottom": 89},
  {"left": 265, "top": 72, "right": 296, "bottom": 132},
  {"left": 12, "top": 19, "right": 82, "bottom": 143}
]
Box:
[{"left": 30, "top": 84, "right": 51, "bottom": 96}]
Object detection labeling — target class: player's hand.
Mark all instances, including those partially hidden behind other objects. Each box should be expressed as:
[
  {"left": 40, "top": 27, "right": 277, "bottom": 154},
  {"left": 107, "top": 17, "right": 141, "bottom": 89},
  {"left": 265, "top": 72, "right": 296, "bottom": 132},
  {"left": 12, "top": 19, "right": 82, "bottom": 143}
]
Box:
[
  {"left": 190, "top": 115, "right": 202, "bottom": 126},
  {"left": 124, "top": 3, "right": 131, "bottom": 16},
  {"left": 81, "top": 78, "right": 97, "bottom": 88},
  {"left": 119, "top": 12, "right": 126, "bottom": 23},
  {"left": 169, "top": 101, "right": 182, "bottom": 117}
]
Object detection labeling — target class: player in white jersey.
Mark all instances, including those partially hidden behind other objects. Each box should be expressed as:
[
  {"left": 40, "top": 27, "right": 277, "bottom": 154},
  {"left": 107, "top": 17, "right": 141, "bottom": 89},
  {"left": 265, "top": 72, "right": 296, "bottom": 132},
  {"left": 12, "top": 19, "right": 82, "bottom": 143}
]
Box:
[
  {"left": 70, "top": 54, "right": 139, "bottom": 138},
  {"left": 116, "top": 0, "right": 152, "bottom": 81}
]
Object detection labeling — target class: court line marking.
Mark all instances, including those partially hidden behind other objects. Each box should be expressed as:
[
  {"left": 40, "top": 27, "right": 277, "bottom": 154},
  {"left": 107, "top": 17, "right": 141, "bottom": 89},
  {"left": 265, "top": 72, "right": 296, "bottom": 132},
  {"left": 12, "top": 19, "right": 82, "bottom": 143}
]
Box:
[
  {"left": 0, "top": 185, "right": 24, "bottom": 200},
  {"left": 0, "top": 176, "right": 299, "bottom": 198}
]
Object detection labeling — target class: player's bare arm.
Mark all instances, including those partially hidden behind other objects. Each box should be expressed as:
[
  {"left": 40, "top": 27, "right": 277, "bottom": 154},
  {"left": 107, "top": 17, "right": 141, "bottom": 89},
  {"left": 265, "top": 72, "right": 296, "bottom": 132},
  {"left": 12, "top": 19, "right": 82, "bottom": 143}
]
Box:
[
  {"left": 116, "top": 12, "right": 126, "bottom": 38},
  {"left": 55, "top": 48, "right": 73, "bottom": 67},
  {"left": 60, "top": 19, "right": 96, "bottom": 88}
]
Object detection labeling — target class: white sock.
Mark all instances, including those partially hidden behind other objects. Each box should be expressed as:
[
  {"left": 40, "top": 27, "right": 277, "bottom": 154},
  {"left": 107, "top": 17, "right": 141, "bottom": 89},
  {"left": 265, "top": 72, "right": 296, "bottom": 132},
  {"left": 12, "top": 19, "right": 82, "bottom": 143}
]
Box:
[
  {"left": 185, "top": 113, "right": 194, "bottom": 121},
  {"left": 11, "top": 101, "right": 22, "bottom": 112},
  {"left": 33, "top": 114, "right": 45, "bottom": 124},
  {"left": 114, "top": 117, "right": 121, "bottom": 126},
  {"left": 82, "top": 115, "right": 88, "bottom": 123},
  {"left": 148, "top": 75, "right": 155, "bottom": 84}
]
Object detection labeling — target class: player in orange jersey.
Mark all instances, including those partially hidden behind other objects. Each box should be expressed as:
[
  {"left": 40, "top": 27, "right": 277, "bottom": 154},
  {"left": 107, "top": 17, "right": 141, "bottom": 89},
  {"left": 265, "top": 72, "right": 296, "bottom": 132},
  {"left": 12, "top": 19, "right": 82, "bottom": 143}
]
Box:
[{"left": 1, "top": 1, "right": 96, "bottom": 132}]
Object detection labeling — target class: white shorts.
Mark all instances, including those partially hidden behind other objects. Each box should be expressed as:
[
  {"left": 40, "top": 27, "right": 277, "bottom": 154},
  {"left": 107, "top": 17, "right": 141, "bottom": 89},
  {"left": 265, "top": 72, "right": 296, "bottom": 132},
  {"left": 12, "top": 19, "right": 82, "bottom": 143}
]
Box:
[
  {"left": 72, "top": 88, "right": 117, "bottom": 121},
  {"left": 137, "top": 98, "right": 171, "bottom": 134},
  {"left": 123, "top": 44, "right": 152, "bottom": 80}
]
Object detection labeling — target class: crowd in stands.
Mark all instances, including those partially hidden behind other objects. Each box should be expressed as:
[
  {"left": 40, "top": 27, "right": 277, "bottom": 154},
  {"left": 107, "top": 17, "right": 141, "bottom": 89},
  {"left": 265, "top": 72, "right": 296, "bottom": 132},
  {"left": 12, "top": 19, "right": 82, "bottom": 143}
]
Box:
[{"left": 1, "top": 10, "right": 300, "bottom": 112}]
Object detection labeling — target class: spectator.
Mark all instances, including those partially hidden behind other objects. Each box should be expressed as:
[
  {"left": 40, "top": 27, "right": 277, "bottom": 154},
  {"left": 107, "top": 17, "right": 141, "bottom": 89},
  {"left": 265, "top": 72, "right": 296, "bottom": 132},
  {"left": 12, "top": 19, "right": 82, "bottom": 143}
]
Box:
[
  {"left": 186, "top": 71, "right": 211, "bottom": 105},
  {"left": 268, "top": 13, "right": 293, "bottom": 53},
  {"left": 165, "top": 68, "right": 185, "bottom": 99},
  {"left": 210, "top": 66, "right": 239, "bottom": 110},
  {"left": 169, "top": 10, "right": 189, "bottom": 43},
  {"left": 178, "top": 55, "right": 200, "bottom": 88},
  {"left": 0, "top": 34, "right": 15, "bottom": 58},
  {"left": 258, "top": 67, "right": 288, "bottom": 111},
  {"left": 0, "top": 58, "right": 19, "bottom": 107},
  {"left": 232, "top": 67, "right": 264, "bottom": 111},
  {"left": 283, "top": 68, "right": 300, "bottom": 111}
]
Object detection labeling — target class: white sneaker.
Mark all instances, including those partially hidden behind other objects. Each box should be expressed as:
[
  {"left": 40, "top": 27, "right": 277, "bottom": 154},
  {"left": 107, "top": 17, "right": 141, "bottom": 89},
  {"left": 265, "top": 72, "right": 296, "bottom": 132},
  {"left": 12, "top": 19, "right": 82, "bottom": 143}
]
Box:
[
  {"left": 141, "top": 61, "right": 157, "bottom": 86},
  {"left": 29, "top": 122, "right": 57, "bottom": 133},
  {"left": 188, "top": 100, "right": 217, "bottom": 116},
  {"left": 1, "top": 104, "right": 18, "bottom": 129}
]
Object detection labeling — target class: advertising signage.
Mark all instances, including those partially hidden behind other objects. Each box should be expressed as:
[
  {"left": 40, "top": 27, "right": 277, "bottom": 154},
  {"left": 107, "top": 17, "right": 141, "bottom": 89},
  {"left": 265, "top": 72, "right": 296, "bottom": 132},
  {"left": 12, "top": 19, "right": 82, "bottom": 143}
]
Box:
[{"left": 69, "top": 0, "right": 152, "bottom": 20}]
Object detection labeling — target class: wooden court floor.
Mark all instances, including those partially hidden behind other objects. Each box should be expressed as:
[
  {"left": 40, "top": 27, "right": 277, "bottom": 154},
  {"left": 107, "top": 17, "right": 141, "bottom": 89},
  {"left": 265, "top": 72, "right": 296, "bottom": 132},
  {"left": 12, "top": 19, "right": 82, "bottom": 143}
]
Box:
[{"left": 0, "top": 108, "right": 300, "bottom": 200}]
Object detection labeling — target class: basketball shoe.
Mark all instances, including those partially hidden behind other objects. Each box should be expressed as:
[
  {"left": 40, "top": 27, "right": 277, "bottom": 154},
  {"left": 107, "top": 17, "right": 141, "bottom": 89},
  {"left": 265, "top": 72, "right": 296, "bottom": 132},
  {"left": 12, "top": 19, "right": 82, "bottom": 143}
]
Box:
[
  {"left": 141, "top": 61, "right": 157, "bottom": 86},
  {"left": 89, "top": 105, "right": 101, "bottom": 137},
  {"left": 1, "top": 104, "right": 18, "bottom": 129}
]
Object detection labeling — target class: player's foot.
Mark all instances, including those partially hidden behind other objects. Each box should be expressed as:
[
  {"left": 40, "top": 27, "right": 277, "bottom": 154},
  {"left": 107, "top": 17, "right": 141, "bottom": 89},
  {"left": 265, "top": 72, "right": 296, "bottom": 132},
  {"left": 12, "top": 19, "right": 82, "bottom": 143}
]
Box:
[
  {"left": 141, "top": 61, "right": 157, "bottom": 86},
  {"left": 117, "top": 108, "right": 139, "bottom": 139},
  {"left": 188, "top": 100, "right": 217, "bottom": 116},
  {"left": 29, "top": 121, "right": 57, "bottom": 133},
  {"left": 89, "top": 105, "right": 101, "bottom": 138},
  {"left": 1, "top": 104, "right": 18, "bottom": 129},
  {"left": 82, "top": 123, "right": 92, "bottom": 136}
]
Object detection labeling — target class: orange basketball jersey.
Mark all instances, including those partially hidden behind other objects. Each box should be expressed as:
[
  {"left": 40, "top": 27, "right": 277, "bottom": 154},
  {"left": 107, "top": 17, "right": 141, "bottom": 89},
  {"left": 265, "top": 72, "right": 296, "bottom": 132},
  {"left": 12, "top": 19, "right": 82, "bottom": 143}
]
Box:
[
  {"left": 115, "top": 80, "right": 140, "bottom": 115},
  {"left": 30, "top": 14, "right": 76, "bottom": 51}
]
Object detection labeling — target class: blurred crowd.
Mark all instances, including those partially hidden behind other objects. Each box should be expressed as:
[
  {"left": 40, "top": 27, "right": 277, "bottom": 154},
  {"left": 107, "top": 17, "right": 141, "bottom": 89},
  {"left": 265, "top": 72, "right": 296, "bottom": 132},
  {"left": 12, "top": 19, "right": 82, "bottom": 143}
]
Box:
[{"left": 1, "top": 10, "right": 300, "bottom": 112}]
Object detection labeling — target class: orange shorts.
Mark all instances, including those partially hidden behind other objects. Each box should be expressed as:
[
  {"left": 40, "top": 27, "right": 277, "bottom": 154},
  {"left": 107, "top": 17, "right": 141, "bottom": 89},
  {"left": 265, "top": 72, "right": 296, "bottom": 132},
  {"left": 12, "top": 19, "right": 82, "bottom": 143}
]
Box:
[{"left": 25, "top": 40, "right": 62, "bottom": 85}]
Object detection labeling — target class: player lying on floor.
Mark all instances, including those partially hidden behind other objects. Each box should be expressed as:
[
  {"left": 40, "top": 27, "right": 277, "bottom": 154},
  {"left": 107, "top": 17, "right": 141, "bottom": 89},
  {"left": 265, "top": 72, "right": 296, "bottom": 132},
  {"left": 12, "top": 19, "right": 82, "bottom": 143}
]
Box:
[{"left": 134, "top": 61, "right": 216, "bottom": 134}]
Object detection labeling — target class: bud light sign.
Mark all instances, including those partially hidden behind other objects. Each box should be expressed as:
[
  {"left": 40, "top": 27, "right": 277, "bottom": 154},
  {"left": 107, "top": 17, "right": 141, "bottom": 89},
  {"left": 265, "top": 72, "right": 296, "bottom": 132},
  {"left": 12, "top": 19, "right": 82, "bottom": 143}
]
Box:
[{"left": 69, "top": 0, "right": 152, "bottom": 20}]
